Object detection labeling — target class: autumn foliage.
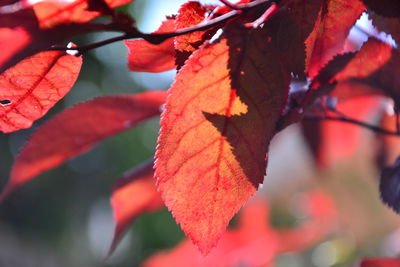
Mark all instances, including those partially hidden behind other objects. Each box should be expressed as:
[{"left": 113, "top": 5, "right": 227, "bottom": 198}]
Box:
[{"left": 2, "top": 0, "right": 400, "bottom": 265}]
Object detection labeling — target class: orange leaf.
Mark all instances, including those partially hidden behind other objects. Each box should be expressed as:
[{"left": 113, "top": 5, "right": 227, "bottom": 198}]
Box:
[
  {"left": 33, "top": 0, "right": 132, "bottom": 28},
  {"left": 155, "top": 22, "right": 290, "bottom": 254},
  {"left": 174, "top": 1, "right": 207, "bottom": 69},
  {"left": 143, "top": 200, "right": 277, "bottom": 267},
  {"left": 175, "top": 1, "right": 206, "bottom": 53},
  {"left": 0, "top": 91, "right": 167, "bottom": 201},
  {"left": 109, "top": 159, "right": 163, "bottom": 256},
  {"left": 125, "top": 18, "right": 176, "bottom": 73},
  {"left": 0, "top": 50, "right": 82, "bottom": 133},
  {"left": 306, "top": 0, "right": 365, "bottom": 78}
]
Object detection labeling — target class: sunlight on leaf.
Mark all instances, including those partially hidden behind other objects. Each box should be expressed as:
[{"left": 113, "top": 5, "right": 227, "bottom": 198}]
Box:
[
  {"left": 125, "top": 18, "right": 176, "bottom": 73},
  {"left": 0, "top": 91, "right": 166, "bottom": 201},
  {"left": 156, "top": 21, "right": 290, "bottom": 254},
  {"left": 0, "top": 50, "right": 82, "bottom": 133}
]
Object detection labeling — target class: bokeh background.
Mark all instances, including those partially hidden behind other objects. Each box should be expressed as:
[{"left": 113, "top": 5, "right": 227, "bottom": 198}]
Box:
[{"left": 0, "top": 1, "right": 400, "bottom": 266}]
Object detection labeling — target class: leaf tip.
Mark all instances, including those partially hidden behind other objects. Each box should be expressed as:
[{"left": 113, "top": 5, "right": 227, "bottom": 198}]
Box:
[{"left": 104, "top": 227, "right": 122, "bottom": 261}]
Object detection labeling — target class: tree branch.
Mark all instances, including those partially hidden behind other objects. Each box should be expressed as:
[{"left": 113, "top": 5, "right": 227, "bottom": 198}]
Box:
[
  {"left": 48, "top": 0, "right": 273, "bottom": 54},
  {"left": 304, "top": 115, "right": 400, "bottom": 136},
  {"left": 50, "top": 34, "right": 133, "bottom": 55}
]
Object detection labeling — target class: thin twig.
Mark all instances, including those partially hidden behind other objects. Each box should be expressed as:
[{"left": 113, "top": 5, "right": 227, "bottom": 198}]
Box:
[
  {"left": 234, "top": 0, "right": 272, "bottom": 9},
  {"left": 49, "top": 34, "right": 133, "bottom": 55},
  {"left": 304, "top": 115, "right": 400, "bottom": 136},
  {"left": 219, "top": 0, "right": 240, "bottom": 9},
  {"left": 245, "top": 2, "right": 279, "bottom": 28}
]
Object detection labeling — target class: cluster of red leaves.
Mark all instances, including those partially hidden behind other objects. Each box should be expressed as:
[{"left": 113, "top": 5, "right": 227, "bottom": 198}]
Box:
[
  {"left": 2, "top": 0, "right": 400, "bottom": 264},
  {"left": 143, "top": 192, "right": 337, "bottom": 267}
]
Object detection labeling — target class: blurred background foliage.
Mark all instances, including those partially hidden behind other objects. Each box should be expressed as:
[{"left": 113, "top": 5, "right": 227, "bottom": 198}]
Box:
[{"left": 1, "top": 1, "right": 400, "bottom": 266}]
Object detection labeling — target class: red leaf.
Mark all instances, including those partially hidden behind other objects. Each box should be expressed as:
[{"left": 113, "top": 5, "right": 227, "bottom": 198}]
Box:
[
  {"left": 33, "top": 0, "right": 132, "bottom": 28},
  {"left": 109, "top": 159, "right": 163, "bottom": 256},
  {"left": 0, "top": 6, "right": 35, "bottom": 70},
  {"left": 330, "top": 39, "right": 392, "bottom": 82},
  {"left": 155, "top": 22, "right": 289, "bottom": 254},
  {"left": 306, "top": 0, "right": 365, "bottom": 78},
  {"left": 0, "top": 27, "right": 31, "bottom": 72},
  {"left": 0, "top": 91, "right": 167, "bottom": 201},
  {"left": 0, "top": 8, "right": 39, "bottom": 73},
  {"left": 361, "top": 258, "right": 400, "bottom": 267},
  {"left": 0, "top": 50, "right": 82, "bottom": 133},
  {"left": 143, "top": 192, "right": 336, "bottom": 267},
  {"left": 125, "top": 18, "right": 176, "bottom": 73},
  {"left": 312, "top": 38, "right": 400, "bottom": 109}
]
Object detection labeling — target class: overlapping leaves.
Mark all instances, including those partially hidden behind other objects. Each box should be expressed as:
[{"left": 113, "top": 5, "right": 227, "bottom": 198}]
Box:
[
  {"left": 2, "top": 0, "right": 400, "bottom": 261},
  {"left": 0, "top": 0, "right": 133, "bottom": 73},
  {"left": 0, "top": 91, "right": 166, "bottom": 200},
  {"left": 156, "top": 20, "right": 290, "bottom": 254}
]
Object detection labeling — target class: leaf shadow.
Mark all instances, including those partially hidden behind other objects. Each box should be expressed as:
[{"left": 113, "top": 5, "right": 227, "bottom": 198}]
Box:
[{"left": 202, "top": 22, "right": 290, "bottom": 187}]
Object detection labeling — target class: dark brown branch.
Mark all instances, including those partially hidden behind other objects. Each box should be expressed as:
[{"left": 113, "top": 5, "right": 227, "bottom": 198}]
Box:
[
  {"left": 49, "top": 9, "right": 238, "bottom": 53},
  {"left": 304, "top": 115, "right": 400, "bottom": 136},
  {"left": 48, "top": 0, "right": 273, "bottom": 54},
  {"left": 49, "top": 34, "right": 134, "bottom": 55}
]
